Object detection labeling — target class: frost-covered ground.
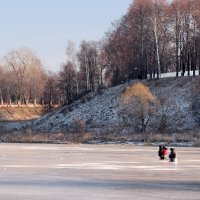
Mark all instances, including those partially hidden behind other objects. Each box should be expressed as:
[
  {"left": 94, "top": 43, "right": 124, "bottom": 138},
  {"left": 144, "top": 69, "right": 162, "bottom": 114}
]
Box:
[
  {"left": 29, "top": 76, "right": 199, "bottom": 133},
  {"left": 0, "top": 144, "right": 199, "bottom": 200},
  {"left": 30, "top": 84, "right": 126, "bottom": 133}
]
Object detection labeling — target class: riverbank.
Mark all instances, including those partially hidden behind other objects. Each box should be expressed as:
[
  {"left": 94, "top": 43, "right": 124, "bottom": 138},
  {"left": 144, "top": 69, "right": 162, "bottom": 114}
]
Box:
[{"left": 0, "top": 130, "right": 199, "bottom": 147}]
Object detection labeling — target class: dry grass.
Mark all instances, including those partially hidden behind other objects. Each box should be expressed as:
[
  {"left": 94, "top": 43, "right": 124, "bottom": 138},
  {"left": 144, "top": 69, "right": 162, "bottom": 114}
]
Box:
[
  {"left": 0, "top": 132, "right": 49, "bottom": 143},
  {"left": 0, "top": 107, "right": 45, "bottom": 120},
  {"left": 20, "top": 133, "right": 49, "bottom": 143},
  {"left": 49, "top": 133, "right": 65, "bottom": 141},
  {"left": 0, "top": 131, "right": 95, "bottom": 144},
  {"left": 144, "top": 131, "right": 200, "bottom": 145},
  {"left": 0, "top": 129, "right": 199, "bottom": 146}
]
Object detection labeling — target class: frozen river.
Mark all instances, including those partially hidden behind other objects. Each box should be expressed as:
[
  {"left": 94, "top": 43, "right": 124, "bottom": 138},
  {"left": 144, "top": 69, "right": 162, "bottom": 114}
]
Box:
[{"left": 0, "top": 143, "right": 199, "bottom": 200}]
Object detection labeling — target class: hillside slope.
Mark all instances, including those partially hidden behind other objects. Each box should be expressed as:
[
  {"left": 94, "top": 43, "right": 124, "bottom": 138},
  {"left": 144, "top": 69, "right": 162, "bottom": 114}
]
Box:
[
  {"left": 25, "top": 76, "right": 199, "bottom": 133},
  {"left": 31, "top": 84, "right": 125, "bottom": 133}
]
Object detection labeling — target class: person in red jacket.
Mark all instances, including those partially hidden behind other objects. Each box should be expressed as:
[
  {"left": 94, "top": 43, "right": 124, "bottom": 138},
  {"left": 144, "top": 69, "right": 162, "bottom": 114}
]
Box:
[
  {"left": 163, "top": 146, "right": 168, "bottom": 158},
  {"left": 160, "top": 146, "right": 167, "bottom": 160}
]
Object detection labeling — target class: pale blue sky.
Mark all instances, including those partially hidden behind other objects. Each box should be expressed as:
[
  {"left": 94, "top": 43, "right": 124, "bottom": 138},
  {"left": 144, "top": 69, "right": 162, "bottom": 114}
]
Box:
[{"left": 0, "top": 0, "right": 132, "bottom": 72}]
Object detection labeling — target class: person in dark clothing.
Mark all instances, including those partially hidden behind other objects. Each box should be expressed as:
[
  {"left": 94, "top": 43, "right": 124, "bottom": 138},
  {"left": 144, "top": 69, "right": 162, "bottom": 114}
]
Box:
[
  {"left": 158, "top": 145, "right": 163, "bottom": 159},
  {"left": 169, "top": 148, "right": 176, "bottom": 162}
]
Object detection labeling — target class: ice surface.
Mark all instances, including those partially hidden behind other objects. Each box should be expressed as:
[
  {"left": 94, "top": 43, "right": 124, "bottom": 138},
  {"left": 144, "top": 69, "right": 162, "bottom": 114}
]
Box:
[{"left": 0, "top": 144, "right": 199, "bottom": 200}]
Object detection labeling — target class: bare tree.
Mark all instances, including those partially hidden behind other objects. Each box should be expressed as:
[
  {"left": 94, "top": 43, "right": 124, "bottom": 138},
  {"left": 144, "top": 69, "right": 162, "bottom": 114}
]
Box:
[
  {"left": 59, "top": 62, "right": 77, "bottom": 105},
  {"left": 103, "top": 0, "right": 171, "bottom": 83},
  {"left": 78, "top": 40, "right": 99, "bottom": 92},
  {"left": 96, "top": 39, "right": 108, "bottom": 87},
  {"left": 4, "top": 48, "right": 46, "bottom": 105},
  {"left": 66, "top": 40, "right": 79, "bottom": 95},
  {"left": 24, "top": 62, "right": 47, "bottom": 105},
  {"left": 43, "top": 72, "right": 60, "bottom": 108},
  {"left": 170, "top": 0, "right": 200, "bottom": 77}
]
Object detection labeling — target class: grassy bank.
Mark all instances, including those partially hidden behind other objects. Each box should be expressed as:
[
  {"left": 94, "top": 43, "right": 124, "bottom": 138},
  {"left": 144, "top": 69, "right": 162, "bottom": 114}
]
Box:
[{"left": 0, "top": 130, "right": 199, "bottom": 147}]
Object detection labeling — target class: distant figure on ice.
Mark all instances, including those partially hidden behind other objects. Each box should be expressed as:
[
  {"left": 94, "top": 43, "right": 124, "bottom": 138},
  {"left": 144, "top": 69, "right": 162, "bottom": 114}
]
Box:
[
  {"left": 158, "top": 146, "right": 168, "bottom": 160},
  {"left": 169, "top": 148, "right": 176, "bottom": 162},
  {"left": 158, "top": 145, "right": 163, "bottom": 159}
]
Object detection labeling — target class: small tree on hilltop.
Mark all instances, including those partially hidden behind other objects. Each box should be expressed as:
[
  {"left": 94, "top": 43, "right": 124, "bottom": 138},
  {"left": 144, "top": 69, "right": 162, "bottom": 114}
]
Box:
[{"left": 121, "top": 83, "right": 158, "bottom": 133}]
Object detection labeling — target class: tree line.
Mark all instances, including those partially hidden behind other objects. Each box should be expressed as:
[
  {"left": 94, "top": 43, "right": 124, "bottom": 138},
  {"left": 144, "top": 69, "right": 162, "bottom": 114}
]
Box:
[
  {"left": 103, "top": 0, "right": 200, "bottom": 83},
  {"left": 0, "top": 0, "right": 200, "bottom": 107}
]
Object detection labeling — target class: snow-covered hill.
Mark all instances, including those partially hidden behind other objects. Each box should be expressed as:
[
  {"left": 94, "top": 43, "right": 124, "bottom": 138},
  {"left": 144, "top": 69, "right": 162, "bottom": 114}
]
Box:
[
  {"left": 1, "top": 76, "right": 199, "bottom": 134},
  {"left": 31, "top": 83, "right": 126, "bottom": 133},
  {"left": 23, "top": 76, "right": 199, "bottom": 134}
]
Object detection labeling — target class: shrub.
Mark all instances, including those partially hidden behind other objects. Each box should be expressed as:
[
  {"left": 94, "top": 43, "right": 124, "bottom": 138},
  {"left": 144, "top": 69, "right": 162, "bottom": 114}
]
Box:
[
  {"left": 121, "top": 83, "right": 158, "bottom": 133},
  {"left": 71, "top": 118, "right": 86, "bottom": 143}
]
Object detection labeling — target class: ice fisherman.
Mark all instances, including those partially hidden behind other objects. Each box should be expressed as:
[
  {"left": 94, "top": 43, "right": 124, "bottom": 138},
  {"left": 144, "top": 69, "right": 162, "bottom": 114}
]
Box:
[
  {"left": 158, "top": 145, "right": 168, "bottom": 160},
  {"left": 169, "top": 148, "right": 176, "bottom": 162},
  {"left": 158, "top": 145, "right": 163, "bottom": 159}
]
